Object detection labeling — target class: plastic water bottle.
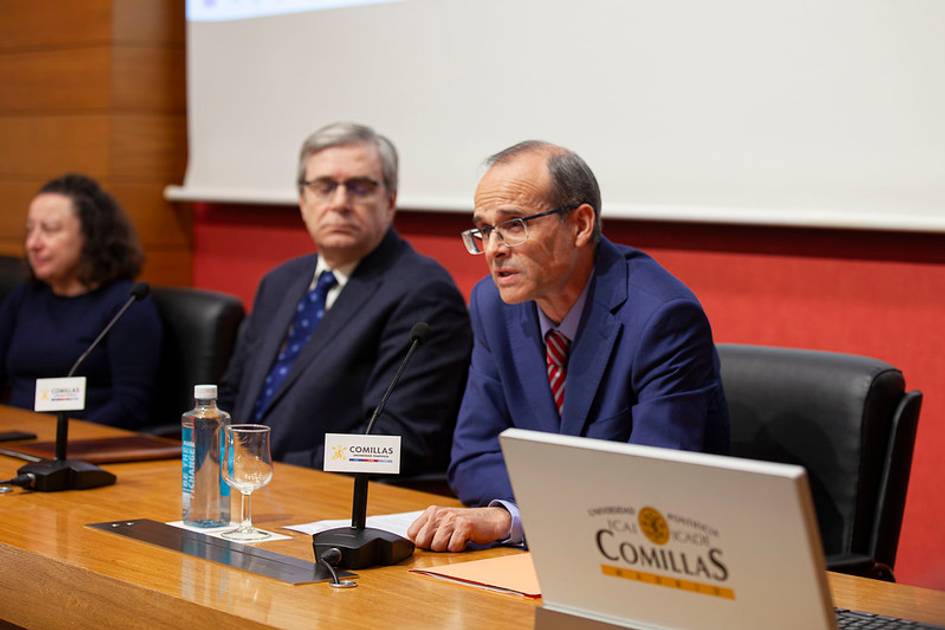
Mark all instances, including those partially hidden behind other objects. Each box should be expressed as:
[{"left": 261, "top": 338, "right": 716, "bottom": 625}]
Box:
[{"left": 182, "top": 384, "right": 231, "bottom": 527}]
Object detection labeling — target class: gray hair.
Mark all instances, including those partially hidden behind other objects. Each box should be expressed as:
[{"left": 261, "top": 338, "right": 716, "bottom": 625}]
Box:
[
  {"left": 486, "top": 140, "right": 602, "bottom": 243},
  {"left": 296, "top": 122, "right": 399, "bottom": 195}
]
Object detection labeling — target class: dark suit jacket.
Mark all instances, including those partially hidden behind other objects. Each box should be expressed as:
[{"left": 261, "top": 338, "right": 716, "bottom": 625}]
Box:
[
  {"left": 220, "top": 229, "right": 472, "bottom": 476},
  {"left": 449, "top": 237, "right": 730, "bottom": 505}
]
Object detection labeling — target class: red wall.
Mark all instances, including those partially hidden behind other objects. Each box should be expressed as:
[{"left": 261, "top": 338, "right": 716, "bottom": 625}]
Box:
[{"left": 194, "top": 203, "right": 945, "bottom": 590}]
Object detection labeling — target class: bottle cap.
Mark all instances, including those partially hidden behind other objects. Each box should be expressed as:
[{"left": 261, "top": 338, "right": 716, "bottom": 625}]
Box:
[{"left": 194, "top": 384, "right": 217, "bottom": 400}]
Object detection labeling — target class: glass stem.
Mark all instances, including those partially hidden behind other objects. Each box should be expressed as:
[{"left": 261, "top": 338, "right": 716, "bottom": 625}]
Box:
[{"left": 239, "top": 491, "right": 252, "bottom": 531}]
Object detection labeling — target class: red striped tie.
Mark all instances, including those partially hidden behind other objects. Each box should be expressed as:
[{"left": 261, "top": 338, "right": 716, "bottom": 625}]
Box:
[{"left": 545, "top": 329, "right": 571, "bottom": 416}]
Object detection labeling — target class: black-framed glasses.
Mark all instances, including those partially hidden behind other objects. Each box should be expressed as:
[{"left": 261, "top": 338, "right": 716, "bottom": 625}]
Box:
[
  {"left": 301, "top": 177, "right": 382, "bottom": 200},
  {"left": 461, "top": 206, "right": 576, "bottom": 255}
]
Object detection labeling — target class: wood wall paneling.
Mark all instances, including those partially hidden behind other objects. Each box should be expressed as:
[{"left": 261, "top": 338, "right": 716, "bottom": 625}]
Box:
[
  {"left": 107, "top": 181, "right": 192, "bottom": 249},
  {"left": 0, "top": 1, "right": 185, "bottom": 50},
  {"left": 0, "top": 47, "right": 111, "bottom": 112},
  {"left": 111, "top": 46, "right": 186, "bottom": 113},
  {"left": 109, "top": 114, "right": 187, "bottom": 181},
  {"left": 110, "top": 0, "right": 188, "bottom": 286},
  {"left": 0, "top": 1, "right": 113, "bottom": 50},
  {"left": 0, "top": 180, "right": 39, "bottom": 234},
  {"left": 0, "top": 115, "right": 111, "bottom": 179},
  {"left": 141, "top": 247, "right": 192, "bottom": 286},
  {"left": 0, "top": 1, "right": 191, "bottom": 288},
  {"left": 112, "top": 0, "right": 185, "bottom": 46}
]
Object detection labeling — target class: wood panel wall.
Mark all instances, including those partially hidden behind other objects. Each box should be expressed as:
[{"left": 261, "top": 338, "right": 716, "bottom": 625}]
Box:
[{"left": 0, "top": 0, "right": 191, "bottom": 285}]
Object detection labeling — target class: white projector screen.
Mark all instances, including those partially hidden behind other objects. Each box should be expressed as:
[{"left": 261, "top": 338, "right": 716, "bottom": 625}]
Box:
[{"left": 169, "top": 0, "right": 945, "bottom": 233}]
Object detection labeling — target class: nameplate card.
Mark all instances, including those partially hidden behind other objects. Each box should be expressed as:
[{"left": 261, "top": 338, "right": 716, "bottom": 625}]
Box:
[
  {"left": 34, "top": 376, "right": 87, "bottom": 412},
  {"left": 323, "top": 433, "right": 401, "bottom": 475}
]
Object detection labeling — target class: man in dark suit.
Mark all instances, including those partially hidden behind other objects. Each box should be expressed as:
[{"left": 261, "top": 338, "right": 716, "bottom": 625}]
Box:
[
  {"left": 219, "top": 122, "right": 471, "bottom": 476},
  {"left": 408, "top": 140, "right": 729, "bottom": 550}
]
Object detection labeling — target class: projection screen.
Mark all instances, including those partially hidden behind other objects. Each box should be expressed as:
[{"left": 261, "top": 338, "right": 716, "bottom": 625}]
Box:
[{"left": 168, "top": 0, "right": 945, "bottom": 232}]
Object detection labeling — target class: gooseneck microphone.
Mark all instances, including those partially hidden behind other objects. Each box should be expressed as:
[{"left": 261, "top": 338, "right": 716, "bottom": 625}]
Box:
[
  {"left": 362, "top": 322, "right": 429, "bottom": 436},
  {"left": 53, "top": 282, "right": 150, "bottom": 460},
  {"left": 68, "top": 282, "right": 150, "bottom": 376},
  {"left": 313, "top": 322, "right": 430, "bottom": 570},
  {"left": 13, "top": 282, "right": 150, "bottom": 492}
]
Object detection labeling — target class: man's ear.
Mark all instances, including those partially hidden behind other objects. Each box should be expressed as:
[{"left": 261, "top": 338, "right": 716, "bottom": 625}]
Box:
[{"left": 572, "top": 203, "right": 596, "bottom": 247}]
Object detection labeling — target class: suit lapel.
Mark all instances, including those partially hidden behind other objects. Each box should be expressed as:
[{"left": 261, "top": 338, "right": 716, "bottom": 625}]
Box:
[
  {"left": 509, "top": 302, "right": 561, "bottom": 432},
  {"left": 261, "top": 230, "right": 402, "bottom": 416},
  {"left": 270, "top": 267, "right": 380, "bottom": 401},
  {"left": 244, "top": 257, "right": 316, "bottom": 414},
  {"left": 560, "top": 239, "right": 627, "bottom": 436}
]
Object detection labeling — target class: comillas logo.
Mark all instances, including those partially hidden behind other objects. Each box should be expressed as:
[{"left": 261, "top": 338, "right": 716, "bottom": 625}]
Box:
[
  {"left": 331, "top": 445, "right": 347, "bottom": 461},
  {"left": 638, "top": 507, "right": 670, "bottom": 545},
  {"left": 592, "top": 505, "right": 734, "bottom": 600}
]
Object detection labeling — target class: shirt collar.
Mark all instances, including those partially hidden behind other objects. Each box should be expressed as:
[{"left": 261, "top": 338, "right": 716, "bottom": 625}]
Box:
[
  {"left": 312, "top": 256, "right": 358, "bottom": 291},
  {"left": 536, "top": 270, "right": 593, "bottom": 343}
]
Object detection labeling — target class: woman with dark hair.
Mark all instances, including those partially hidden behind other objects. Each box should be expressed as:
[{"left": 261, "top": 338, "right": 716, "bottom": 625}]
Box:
[{"left": 0, "top": 173, "right": 162, "bottom": 428}]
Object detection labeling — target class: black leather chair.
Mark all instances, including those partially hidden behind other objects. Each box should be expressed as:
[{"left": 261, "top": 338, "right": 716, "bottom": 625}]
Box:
[
  {"left": 147, "top": 286, "right": 245, "bottom": 435},
  {"left": 717, "top": 343, "right": 921, "bottom": 581}
]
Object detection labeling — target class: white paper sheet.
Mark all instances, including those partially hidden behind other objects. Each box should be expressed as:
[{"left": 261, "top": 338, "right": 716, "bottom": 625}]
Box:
[{"left": 284, "top": 510, "right": 424, "bottom": 539}]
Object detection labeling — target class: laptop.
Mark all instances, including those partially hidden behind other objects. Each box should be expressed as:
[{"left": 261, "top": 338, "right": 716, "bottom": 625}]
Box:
[{"left": 499, "top": 428, "right": 839, "bottom": 630}]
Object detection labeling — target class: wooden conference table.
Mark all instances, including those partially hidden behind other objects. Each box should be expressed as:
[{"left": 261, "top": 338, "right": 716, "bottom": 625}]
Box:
[{"left": 1, "top": 406, "right": 944, "bottom": 629}]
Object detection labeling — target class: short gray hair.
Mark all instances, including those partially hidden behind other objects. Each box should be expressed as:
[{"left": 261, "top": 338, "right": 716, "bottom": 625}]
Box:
[
  {"left": 485, "top": 140, "right": 602, "bottom": 243},
  {"left": 296, "top": 122, "right": 399, "bottom": 195}
]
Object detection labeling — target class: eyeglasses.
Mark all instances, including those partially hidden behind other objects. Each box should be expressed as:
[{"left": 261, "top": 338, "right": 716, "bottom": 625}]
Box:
[
  {"left": 461, "top": 206, "right": 575, "bottom": 255},
  {"left": 301, "top": 177, "right": 382, "bottom": 200}
]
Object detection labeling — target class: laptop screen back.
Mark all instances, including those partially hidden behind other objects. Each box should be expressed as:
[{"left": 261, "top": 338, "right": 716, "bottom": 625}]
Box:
[{"left": 499, "top": 428, "right": 835, "bottom": 630}]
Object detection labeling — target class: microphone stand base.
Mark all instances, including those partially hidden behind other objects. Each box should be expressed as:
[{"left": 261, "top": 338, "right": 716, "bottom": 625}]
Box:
[
  {"left": 313, "top": 526, "right": 415, "bottom": 569},
  {"left": 17, "top": 459, "right": 117, "bottom": 492}
]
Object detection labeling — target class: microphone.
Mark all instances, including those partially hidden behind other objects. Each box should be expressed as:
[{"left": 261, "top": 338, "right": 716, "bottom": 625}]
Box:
[
  {"left": 67, "top": 282, "right": 149, "bottom": 379},
  {"left": 16, "top": 282, "right": 151, "bottom": 492},
  {"left": 364, "top": 322, "right": 429, "bottom": 435},
  {"left": 312, "top": 322, "right": 430, "bottom": 570}
]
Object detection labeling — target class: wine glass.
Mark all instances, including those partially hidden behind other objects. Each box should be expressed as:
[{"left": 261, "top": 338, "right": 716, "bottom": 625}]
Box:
[{"left": 221, "top": 424, "right": 273, "bottom": 542}]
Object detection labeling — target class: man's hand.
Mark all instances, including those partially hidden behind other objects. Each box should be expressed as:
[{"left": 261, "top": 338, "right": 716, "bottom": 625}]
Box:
[{"left": 406, "top": 506, "right": 512, "bottom": 552}]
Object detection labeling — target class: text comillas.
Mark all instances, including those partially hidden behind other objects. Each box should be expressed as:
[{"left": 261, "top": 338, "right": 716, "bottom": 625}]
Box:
[
  {"left": 323, "top": 433, "right": 401, "bottom": 475},
  {"left": 590, "top": 505, "right": 735, "bottom": 600}
]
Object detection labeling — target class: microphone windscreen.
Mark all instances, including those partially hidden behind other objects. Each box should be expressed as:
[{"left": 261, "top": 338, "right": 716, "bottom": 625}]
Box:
[
  {"left": 131, "top": 282, "right": 151, "bottom": 300},
  {"left": 410, "top": 322, "right": 431, "bottom": 344}
]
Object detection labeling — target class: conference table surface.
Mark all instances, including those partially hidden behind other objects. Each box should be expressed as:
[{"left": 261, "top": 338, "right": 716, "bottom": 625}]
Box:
[{"left": 1, "top": 407, "right": 944, "bottom": 629}]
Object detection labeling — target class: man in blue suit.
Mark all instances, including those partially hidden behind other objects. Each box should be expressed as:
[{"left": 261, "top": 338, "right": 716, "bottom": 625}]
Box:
[
  {"left": 408, "top": 140, "right": 729, "bottom": 550},
  {"left": 219, "top": 123, "right": 471, "bottom": 476}
]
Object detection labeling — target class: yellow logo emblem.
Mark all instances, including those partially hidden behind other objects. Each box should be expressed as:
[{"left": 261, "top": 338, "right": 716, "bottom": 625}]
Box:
[
  {"left": 331, "top": 445, "right": 346, "bottom": 461},
  {"left": 638, "top": 507, "right": 670, "bottom": 545}
]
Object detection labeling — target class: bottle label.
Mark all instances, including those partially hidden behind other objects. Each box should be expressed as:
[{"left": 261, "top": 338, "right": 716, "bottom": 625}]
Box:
[
  {"left": 182, "top": 426, "right": 195, "bottom": 496},
  {"left": 219, "top": 428, "right": 230, "bottom": 497}
]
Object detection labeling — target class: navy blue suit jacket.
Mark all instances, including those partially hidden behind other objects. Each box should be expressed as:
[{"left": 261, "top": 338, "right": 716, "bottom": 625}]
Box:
[
  {"left": 449, "top": 237, "right": 729, "bottom": 506},
  {"left": 220, "top": 229, "right": 472, "bottom": 476}
]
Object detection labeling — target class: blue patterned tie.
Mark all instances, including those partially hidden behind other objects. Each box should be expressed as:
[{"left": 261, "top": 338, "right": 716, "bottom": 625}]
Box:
[{"left": 253, "top": 270, "right": 337, "bottom": 420}]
